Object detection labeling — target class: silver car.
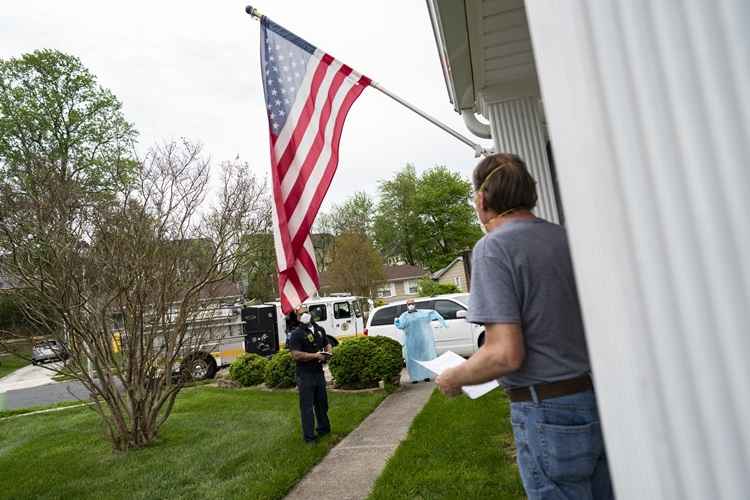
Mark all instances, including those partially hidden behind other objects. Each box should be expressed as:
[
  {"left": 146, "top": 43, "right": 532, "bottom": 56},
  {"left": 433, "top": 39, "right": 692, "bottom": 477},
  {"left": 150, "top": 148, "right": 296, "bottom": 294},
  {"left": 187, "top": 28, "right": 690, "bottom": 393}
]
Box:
[{"left": 31, "top": 340, "right": 68, "bottom": 365}]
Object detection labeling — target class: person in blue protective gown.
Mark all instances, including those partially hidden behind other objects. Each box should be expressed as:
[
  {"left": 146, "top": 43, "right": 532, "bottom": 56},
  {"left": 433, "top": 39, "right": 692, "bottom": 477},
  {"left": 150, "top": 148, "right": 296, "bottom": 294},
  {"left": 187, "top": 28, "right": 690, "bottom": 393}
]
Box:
[{"left": 394, "top": 299, "right": 448, "bottom": 383}]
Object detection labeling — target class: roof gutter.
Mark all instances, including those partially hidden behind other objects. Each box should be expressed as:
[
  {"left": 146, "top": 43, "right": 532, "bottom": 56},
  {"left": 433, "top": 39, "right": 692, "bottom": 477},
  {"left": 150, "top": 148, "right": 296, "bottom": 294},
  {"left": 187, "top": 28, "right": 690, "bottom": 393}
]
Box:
[{"left": 461, "top": 110, "right": 492, "bottom": 139}]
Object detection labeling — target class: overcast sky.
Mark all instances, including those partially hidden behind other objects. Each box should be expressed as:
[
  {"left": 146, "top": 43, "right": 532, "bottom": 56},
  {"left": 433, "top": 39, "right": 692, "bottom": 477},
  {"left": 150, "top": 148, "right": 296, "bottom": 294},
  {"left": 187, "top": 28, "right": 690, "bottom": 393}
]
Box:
[{"left": 1, "top": 1, "right": 491, "bottom": 211}]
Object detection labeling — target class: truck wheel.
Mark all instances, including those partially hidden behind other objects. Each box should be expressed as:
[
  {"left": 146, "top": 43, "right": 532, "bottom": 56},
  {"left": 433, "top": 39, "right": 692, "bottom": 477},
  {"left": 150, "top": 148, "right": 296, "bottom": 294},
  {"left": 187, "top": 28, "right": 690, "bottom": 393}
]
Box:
[
  {"left": 326, "top": 335, "right": 339, "bottom": 347},
  {"left": 181, "top": 353, "right": 217, "bottom": 381}
]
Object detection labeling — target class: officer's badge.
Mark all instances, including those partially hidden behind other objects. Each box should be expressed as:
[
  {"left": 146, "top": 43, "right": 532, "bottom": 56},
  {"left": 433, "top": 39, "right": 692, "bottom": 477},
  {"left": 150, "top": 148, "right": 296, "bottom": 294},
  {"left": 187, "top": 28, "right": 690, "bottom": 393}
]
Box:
[{"left": 307, "top": 333, "right": 315, "bottom": 342}]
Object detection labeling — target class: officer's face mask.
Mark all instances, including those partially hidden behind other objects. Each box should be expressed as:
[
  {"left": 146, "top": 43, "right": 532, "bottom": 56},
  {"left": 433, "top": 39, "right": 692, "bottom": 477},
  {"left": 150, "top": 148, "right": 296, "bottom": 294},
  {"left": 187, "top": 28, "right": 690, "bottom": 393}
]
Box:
[
  {"left": 300, "top": 312, "right": 312, "bottom": 324},
  {"left": 407, "top": 304, "right": 416, "bottom": 312}
]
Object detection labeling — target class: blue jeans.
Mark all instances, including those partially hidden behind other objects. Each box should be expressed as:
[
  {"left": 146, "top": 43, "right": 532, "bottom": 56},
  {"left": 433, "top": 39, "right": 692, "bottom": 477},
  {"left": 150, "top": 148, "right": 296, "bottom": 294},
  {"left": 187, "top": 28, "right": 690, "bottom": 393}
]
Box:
[{"left": 510, "top": 389, "right": 614, "bottom": 500}]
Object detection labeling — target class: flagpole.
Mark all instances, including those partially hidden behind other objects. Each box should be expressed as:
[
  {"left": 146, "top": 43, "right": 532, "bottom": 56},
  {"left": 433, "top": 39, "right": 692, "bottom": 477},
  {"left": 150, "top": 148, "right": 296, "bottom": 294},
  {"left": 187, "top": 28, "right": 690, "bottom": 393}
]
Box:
[
  {"left": 245, "top": 5, "right": 492, "bottom": 158},
  {"left": 367, "top": 81, "right": 488, "bottom": 157}
]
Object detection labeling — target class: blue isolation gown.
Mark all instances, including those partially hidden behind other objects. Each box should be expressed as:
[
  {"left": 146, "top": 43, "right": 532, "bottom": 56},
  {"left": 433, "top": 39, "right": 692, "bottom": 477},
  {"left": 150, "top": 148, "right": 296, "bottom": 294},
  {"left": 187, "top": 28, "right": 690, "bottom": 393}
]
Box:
[{"left": 394, "top": 309, "right": 447, "bottom": 381}]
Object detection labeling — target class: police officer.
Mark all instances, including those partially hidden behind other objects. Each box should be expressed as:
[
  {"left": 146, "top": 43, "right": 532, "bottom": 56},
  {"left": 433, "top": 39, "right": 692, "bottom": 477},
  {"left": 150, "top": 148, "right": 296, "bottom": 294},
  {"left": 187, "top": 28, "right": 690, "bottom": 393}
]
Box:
[{"left": 288, "top": 307, "right": 331, "bottom": 444}]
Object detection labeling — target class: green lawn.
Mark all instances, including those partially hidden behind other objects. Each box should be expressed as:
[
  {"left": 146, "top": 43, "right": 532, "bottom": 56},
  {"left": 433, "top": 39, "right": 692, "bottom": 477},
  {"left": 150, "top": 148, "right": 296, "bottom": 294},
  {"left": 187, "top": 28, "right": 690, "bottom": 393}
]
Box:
[
  {"left": 0, "top": 353, "right": 29, "bottom": 379},
  {"left": 369, "top": 390, "right": 525, "bottom": 500},
  {"left": 0, "top": 386, "right": 385, "bottom": 500}
]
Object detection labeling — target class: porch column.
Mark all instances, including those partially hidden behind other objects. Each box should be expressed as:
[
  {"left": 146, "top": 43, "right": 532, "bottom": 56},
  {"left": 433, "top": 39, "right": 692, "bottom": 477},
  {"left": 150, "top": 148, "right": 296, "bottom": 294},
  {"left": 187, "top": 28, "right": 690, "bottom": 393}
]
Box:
[
  {"left": 486, "top": 96, "right": 560, "bottom": 223},
  {"left": 526, "top": 1, "right": 750, "bottom": 499}
]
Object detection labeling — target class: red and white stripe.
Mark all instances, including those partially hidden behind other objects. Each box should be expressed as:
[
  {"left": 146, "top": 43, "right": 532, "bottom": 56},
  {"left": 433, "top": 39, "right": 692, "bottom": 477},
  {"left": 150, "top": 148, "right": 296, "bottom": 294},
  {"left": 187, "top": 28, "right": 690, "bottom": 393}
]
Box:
[{"left": 269, "top": 49, "right": 370, "bottom": 313}]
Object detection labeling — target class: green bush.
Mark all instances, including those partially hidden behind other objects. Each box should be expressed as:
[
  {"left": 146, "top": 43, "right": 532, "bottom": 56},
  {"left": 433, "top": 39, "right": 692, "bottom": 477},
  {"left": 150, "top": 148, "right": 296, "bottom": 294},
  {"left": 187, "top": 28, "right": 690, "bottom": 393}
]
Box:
[
  {"left": 368, "top": 336, "right": 404, "bottom": 385},
  {"left": 417, "top": 278, "right": 459, "bottom": 297},
  {"left": 264, "top": 350, "right": 296, "bottom": 388},
  {"left": 229, "top": 353, "right": 269, "bottom": 387},
  {"left": 329, "top": 336, "right": 403, "bottom": 389}
]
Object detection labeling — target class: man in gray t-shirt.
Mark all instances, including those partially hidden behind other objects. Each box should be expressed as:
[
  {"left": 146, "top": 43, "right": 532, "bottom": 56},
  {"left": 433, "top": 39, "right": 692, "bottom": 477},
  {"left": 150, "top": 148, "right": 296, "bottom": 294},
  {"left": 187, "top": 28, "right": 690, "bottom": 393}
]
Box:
[
  {"left": 468, "top": 217, "right": 590, "bottom": 388},
  {"left": 436, "top": 153, "right": 613, "bottom": 500}
]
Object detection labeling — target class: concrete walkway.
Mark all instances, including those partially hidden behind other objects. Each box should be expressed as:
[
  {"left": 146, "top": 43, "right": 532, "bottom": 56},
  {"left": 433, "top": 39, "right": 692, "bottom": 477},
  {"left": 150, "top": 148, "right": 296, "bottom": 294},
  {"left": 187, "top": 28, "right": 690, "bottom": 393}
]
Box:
[{"left": 285, "top": 379, "right": 435, "bottom": 500}]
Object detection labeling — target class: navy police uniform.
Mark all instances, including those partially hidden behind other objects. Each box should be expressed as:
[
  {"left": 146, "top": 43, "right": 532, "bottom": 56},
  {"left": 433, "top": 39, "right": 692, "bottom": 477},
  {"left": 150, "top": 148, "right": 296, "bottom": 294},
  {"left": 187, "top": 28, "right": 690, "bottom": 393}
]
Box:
[{"left": 288, "top": 322, "right": 331, "bottom": 442}]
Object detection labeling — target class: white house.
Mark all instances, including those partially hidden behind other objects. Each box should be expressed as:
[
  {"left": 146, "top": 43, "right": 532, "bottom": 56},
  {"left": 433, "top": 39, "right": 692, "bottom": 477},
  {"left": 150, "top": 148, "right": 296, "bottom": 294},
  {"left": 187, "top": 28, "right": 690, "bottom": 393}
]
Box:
[{"left": 426, "top": 1, "right": 750, "bottom": 499}]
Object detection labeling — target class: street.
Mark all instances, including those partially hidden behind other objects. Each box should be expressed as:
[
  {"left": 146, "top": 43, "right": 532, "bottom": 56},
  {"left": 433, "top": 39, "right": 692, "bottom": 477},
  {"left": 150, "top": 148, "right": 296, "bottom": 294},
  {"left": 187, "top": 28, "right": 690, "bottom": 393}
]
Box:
[
  {"left": 0, "top": 362, "right": 92, "bottom": 411},
  {"left": 1, "top": 380, "right": 91, "bottom": 411}
]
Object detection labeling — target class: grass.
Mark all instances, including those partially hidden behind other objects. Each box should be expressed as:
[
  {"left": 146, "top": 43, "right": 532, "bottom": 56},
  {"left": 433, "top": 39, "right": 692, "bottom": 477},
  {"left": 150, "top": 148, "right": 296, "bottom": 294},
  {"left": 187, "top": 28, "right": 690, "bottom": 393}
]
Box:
[
  {"left": 369, "top": 389, "right": 525, "bottom": 500},
  {"left": 0, "top": 353, "right": 30, "bottom": 379},
  {"left": 0, "top": 385, "right": 386, "bottom": 500}
]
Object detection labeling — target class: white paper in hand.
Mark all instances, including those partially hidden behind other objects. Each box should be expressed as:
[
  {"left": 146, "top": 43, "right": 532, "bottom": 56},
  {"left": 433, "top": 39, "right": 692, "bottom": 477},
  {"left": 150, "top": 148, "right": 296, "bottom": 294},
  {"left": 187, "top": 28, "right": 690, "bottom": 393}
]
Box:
[{"left": 416, "top": 351, "right": 499, "bottom": 399}]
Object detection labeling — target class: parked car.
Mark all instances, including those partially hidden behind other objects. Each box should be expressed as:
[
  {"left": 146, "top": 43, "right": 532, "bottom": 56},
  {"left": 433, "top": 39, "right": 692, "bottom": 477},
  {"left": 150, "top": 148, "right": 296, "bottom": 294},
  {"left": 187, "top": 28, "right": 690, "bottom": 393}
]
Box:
[
  {"left": 364, "top": 294, "right": 484, "bottom": 357},
  {"left": 31, "top": 340, "right": 68, "bottom": 365}
]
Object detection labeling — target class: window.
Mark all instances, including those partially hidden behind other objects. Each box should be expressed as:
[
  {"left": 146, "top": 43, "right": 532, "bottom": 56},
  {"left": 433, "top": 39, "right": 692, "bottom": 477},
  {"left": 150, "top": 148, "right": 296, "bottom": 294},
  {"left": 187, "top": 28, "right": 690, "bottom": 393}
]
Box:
[
  {"left": 415, "top": 300, "right": 434, "bottom": 310},
  {"left": 308, "top": 304, "right": 327, "bottom": 322},
  {"left": 454, "top": 294, "right": 470, "bottom": 307},
  {"left": 370, "top": 306, "right": 399, "bottom": 326},
  {"left": 334, "top": 302, "right": 352, "bottom": 319},
  {"left": 405, "top": 279, "right": 419, "bottom": 294},
  {"left": 376, "top": 285, "right": 392, "bottom": 298},
  {"left": 453, "top": 276, "right": 464, "bottom": 291},
  {"left": 353, "top": 300, "right": 362, "bottom": 318},
  {"left": 434, "top": 300, "right": 465, "bottom": 320}
]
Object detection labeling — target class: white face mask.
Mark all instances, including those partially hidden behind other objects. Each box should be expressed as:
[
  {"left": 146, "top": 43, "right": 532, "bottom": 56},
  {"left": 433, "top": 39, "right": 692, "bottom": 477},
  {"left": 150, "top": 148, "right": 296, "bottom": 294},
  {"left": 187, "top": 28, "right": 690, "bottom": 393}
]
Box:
[
  {"left": 300, "top": 313, "right": 311, "bottom": 324},
  {"left": 407, "top": 304, "right": 416, "bottom": 312}
]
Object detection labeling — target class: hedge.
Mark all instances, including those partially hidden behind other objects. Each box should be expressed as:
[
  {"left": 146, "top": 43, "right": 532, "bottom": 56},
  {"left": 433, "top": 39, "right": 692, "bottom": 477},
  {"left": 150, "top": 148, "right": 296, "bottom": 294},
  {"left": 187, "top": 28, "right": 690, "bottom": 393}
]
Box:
[
  {"left": 264, "top": 349, "right": 296, "bottom": 388},
  {"left": 329, "top": 336, "right": 403, "bottom": 389},
  {"left": 229, "top": 353, "right": 269, "bottom": 387}
]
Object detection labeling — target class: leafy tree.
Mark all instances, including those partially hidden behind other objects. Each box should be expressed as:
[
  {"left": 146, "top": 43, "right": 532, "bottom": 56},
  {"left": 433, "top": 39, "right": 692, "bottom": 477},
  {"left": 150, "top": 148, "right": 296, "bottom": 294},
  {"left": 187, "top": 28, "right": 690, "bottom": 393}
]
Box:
[
  {"left": 317, "top": 191, "right": 375, "bottom": 238},
  {"left": 413, "top": 167, "right": 482, "bottom": 270},
  {"left": 311, "top": 233, "right": 335, "bottom": 271},
  {"left": 373, "top": 165, "right": 420, "bottom": 265},
  {"left": 326, "top": 232, "right": 385, "bottom": 298},
  {"left": 0, "top": 49, "right": 137, "bottom": 200},
  {"left": 417, "top": 278, "right": 459, "bottom": 297},
  {"left": 373, "top": 165, "right": 482, "bottom": 270}
]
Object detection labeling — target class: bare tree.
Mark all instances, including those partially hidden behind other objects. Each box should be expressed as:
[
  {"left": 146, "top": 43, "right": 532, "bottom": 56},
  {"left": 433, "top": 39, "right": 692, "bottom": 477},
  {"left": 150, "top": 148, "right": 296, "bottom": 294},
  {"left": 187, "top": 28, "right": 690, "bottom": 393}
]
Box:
[{"left": 0, "top": 140, "right": 267, "bottom": 451}]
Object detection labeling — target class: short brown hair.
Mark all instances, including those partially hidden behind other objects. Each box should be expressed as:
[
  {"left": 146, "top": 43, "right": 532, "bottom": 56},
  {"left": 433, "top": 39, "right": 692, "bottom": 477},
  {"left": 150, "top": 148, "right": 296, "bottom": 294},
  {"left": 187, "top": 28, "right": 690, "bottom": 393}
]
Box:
[{"left": 472, "top": 153, "right": 537, "bottom": 214}]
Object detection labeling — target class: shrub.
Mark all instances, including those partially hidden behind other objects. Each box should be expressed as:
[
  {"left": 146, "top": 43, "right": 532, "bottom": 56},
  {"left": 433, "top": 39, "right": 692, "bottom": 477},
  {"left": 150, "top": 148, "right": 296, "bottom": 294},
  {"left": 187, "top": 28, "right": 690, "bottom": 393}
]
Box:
[
  {"left": 229, "top": 353, "right": 269, "bottom": 387},
  {"left": 368, "top": 336, "right": 404, "bottom": 385},
  {"left": 417, "top": 278, "right": 459, "bottom": 297},
  {"left": 264, "top": 350, "right": 296, "bottom": 388},
  {"left": 329, "top": 336, "right": 403, "bottom": 389}
]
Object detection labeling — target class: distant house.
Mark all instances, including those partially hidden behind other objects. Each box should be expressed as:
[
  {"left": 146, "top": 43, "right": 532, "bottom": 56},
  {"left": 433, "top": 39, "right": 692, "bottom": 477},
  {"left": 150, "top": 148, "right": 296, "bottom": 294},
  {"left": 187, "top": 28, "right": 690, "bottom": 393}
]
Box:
[
  {"left": 431, "top": 256, "right": 469, "bottom": 292},
  {"left": 375, "top": 264, "right": 430, "bottom": 303}
]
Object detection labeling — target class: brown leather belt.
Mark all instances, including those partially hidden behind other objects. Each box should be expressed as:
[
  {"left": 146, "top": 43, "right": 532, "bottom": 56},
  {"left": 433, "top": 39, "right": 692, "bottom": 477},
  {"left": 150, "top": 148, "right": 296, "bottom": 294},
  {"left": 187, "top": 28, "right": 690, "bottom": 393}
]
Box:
[{"left": 506, "top": 374, "right": 593, "bottom": 403}]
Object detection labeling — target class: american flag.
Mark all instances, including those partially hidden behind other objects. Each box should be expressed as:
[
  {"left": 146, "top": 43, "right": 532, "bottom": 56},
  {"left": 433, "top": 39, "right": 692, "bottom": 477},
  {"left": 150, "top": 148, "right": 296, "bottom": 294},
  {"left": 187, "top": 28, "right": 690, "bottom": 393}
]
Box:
[{"left": 260, "top": 16, "right": 371, "bottom": 314}]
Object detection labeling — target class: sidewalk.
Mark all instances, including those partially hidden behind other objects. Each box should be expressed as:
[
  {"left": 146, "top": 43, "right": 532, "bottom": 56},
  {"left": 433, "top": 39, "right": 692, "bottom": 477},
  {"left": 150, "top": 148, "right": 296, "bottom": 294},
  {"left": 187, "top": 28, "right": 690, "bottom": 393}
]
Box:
[
  {"left": 0, "top": 362, "right": 61, "bottom": 392},
  {"left": 285, "top": 376, "right": 434, "bottom": 500}
]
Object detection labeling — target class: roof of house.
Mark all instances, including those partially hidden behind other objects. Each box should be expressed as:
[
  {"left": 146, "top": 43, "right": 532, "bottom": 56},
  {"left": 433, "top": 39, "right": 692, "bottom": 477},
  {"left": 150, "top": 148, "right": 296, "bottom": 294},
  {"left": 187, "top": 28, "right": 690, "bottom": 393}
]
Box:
[
  {"left": 383, "top": 264, "right": 429, "bottom": 281},
  {"left": 431, "top": 256, "right": 464, "bottom": 280},
  {"left": 198, "top": 280, "right": 242, "bottom": 300}
]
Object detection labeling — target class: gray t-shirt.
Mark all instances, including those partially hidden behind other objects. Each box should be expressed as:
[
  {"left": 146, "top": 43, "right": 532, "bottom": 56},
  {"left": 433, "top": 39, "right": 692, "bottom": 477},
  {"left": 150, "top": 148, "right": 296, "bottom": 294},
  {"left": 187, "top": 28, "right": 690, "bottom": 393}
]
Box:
[{"left": 468, "top": 218, "right": 590, "bottom": 388}]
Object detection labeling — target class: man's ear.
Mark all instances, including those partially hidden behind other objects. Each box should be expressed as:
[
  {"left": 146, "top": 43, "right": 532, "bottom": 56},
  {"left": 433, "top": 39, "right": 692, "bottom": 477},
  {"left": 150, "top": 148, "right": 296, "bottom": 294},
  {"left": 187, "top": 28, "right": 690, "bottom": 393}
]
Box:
[{"left": 476, "top": 191, "right": 486, "bottom": 213}]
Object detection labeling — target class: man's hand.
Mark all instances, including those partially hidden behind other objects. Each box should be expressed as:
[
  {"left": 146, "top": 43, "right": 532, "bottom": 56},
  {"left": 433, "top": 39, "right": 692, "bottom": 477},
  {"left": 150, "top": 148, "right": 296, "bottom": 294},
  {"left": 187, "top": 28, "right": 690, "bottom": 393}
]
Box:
[
  {"left": 436, "top": 367, "right": 462, "bottom": 397},
  {"left": 436, "top": 323, "right": 525, "bottom": 396}
]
